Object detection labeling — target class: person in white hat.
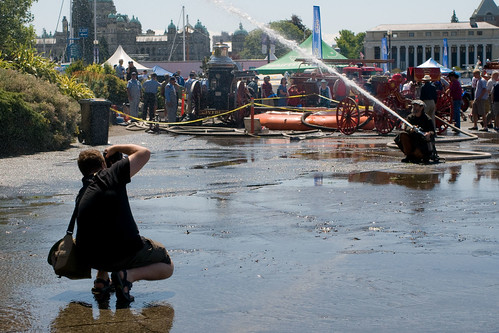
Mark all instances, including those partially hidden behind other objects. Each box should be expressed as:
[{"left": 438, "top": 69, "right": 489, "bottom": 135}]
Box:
[
  {"left": 419, "top": 75, "right": 437, "bottom": 129},
  {"left": 318, "top": 79, "right": 332, "bottom": 108}
]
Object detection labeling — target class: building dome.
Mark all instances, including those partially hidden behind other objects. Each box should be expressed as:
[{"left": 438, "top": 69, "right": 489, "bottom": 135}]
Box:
[
  {"left": 107, "top": 13, "right": 116, "bottom": 19},
  {"left": 233, "top": 23, "right": 248, "bottom": 36},
  {"left": 195, "top": 19, "right": 207, "bottom": 32},
  {"left": 168, "top": 20, "right": 176, "bottom": 30},
  {"left": 116, "top": 16, "right": 125, "bottom": 23},
  {"left": 130, "top": 15, "right": 140, "bottom": 24}
]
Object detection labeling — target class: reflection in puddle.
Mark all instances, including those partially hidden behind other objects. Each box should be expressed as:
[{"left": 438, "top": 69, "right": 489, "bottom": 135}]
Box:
[
  {"left": 290, "top": 142, "right": 393, "bottom": 161},
  {"left": 474, "top": 162, "right": 499, "bottom": 182},
  {"left": 326, "top": 162, "right": 499, "bottom": 190},
  {"left": 51, "top": 301, "right": 174, "bottom": 332},
  {"left": 191, "top": 158, "right": 249, "bottom": 169},
  {"left": 347, "top": 171, "right": 442, "bottom": 190}
]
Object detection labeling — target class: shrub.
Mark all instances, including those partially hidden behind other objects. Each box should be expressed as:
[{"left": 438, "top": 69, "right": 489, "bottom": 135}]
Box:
[
  {"left": 0, "top": 47, "right": 58, "bottom": 83},
  {"left": 72, "top": 70, "right": 127, "bottom": 105},
  {"left": 65, "top": 60, "right": 86, "bottom": 77},
  {"left": 0, "top": 68, "right": 80, "bottom": 156},
  {"left": 0, "top": 49, "right": 94, "bottom": 101},
  {"left": 85, "top": 63, "right": 105, "bottom": 74},
  {"left": 56, "top": 74, "right": 95, "bottom": 101}
]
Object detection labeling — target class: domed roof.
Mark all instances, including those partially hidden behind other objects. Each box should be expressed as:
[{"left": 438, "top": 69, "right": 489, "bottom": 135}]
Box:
[
  {"left": 107, "top": 13, "right": 116, "bottom": 19},
  {"left": 233, "top": 23, "right": 248, "bottom": 36},
  {"left": 168, "top": 20, "right": 176, "bottom": 30},
  {"left": 116, "top": 16, "right": 125, "bottom": 23},
  {"left": 130, "top": 15, "right": 140, "bottom": 24},
  {"left": 195, "top": 19, "right": 207, "bottom": 31}
]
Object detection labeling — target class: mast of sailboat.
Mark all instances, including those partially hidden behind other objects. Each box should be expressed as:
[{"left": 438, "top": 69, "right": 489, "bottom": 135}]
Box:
[{"left": 182, "top": 5, "right": 186, "bottom": 61}]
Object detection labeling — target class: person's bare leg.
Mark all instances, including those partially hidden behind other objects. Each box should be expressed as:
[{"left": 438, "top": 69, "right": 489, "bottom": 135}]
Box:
[
  {"left": 93, "top": 270, "right": 110, "bottom": 292},
  {"left": 96, "top": 270, "right": 109, "bottom": 281},
  {"left": 116, "top": 262, "right": 174, "bottom": 294}
]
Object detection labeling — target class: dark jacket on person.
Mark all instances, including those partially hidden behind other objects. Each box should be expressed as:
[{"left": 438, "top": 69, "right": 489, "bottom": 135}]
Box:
[{"left": 420, "top": 82, "right": 438, "bottom": 103}]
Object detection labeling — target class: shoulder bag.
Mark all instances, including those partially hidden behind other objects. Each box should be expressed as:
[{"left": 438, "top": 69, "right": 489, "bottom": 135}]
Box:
[{"left": 47, "top": 189, "right": 91, "bottom": 280}]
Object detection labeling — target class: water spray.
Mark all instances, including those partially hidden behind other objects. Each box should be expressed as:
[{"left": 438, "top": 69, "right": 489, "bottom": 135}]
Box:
[{"left": 209, "top": 0, "right": 415, "bottom": 129}]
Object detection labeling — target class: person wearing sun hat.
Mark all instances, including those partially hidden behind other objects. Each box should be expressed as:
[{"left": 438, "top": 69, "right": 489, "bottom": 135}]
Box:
[{"left": 419, "top": 74, "right": 438, "bottom": 129}]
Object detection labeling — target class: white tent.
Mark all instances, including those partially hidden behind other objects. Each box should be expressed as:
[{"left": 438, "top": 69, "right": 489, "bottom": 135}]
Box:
[
  {"left": 105, "top": 45, "right": 149, "bottom": 71},
  {"left": 417, "top": 58, "right": 452, "bottom": 74}
]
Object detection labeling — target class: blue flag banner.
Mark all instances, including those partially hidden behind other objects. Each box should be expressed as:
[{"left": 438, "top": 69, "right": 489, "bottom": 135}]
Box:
[
  {"left": 443, "top": 38, "right": 449, "bottom": 68},
  {"left": 381, "top": 37, "right": 388, "bottom": 73},
  {"left": 312, "top": 6, "right": 322, "bottom": 59}
]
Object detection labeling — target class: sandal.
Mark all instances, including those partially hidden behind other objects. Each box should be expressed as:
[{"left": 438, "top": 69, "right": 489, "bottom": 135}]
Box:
[
  {"left": 111, "top": 270, "right": 134, "bottom": 303},
  {"left": 91, "top": 278, "right": 114, "bottom": 295}
]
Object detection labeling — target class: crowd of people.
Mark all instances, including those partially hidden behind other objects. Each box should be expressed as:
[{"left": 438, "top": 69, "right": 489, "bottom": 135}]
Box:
[
  {"left": 114, "top": 59, "right": 196, "bottom": 125},
  {"left": 115, "top": 57, "right": 498, "bottom": 141}
]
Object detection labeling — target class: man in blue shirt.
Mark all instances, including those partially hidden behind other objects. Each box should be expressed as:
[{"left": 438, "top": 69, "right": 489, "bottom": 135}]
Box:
[
  {"left": 142, "top": 73, "right": 161, "bottom": 121},
  {"left": 164, "top": 76, "right": 178, "bottom": 124}
]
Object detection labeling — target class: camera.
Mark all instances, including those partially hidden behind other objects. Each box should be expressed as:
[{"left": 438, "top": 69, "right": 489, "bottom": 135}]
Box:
[{"left": 103, "top": 151, "right": 123, "bottom": 167}]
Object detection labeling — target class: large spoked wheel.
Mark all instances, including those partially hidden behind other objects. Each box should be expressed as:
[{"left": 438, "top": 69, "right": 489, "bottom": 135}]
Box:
[
  {"left": 435, "top": 90, "right": 452, "bottom": 134},
  {"left": 336, "top": 97, "right": 360, "bottom": 135},
  {"left": 373, "top": 98, "right": 397, "bottom": 135}
]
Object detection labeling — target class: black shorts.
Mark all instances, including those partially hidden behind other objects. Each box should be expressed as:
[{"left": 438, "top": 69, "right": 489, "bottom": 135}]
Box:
[{"left": 96, "top": 237, "right": 171, "bottom": 272}]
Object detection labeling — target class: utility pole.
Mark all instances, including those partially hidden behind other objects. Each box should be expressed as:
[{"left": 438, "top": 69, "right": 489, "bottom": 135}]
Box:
[
  {"left": 182, "top": 6, "right": 186, "bottom": 62},
  {"left": 93, "top": 0, "right": 99, "bottom": 63}
]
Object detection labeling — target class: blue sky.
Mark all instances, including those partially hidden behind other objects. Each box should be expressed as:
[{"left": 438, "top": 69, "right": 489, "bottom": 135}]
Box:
[{"left": 32, "top": 0, "right": 479, "bottom": 43}]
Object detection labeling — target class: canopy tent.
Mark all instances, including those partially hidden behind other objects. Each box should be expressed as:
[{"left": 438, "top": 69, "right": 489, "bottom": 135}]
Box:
[
  {"left": 105, "top": 45, "right": 149, "bottom": 71},
  {"left": 152, "top": 65, "right": 173, "bottom": 77},
  {"left": 256, "top": 35, "right": 347, "bottom": 75},
  {"left": 417, "top": 58, "right": 453, "bottom": 74}
]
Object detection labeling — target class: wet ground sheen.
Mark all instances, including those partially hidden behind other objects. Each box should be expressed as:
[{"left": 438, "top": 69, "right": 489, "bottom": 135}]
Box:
[{"left": 0, "top": 125, "right": 498, "bottom": 332}]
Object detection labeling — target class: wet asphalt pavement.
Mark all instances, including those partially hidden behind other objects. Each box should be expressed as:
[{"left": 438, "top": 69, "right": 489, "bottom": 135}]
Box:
[{"left": 0, "top": 122, "right": 498, "bottom": 332}]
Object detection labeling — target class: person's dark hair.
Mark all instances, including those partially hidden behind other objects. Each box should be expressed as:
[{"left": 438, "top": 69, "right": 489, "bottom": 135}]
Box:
[{"left": 78, "top": 149, "right": 105, "bottom": 176}]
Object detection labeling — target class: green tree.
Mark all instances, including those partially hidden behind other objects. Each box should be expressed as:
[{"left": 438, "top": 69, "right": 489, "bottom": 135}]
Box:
[
  {"left": 0, "top": 0, "right": 37, "bottom": 56},
  {"left": 239, "top": 17, "right": 310, "bottom": 60},
  {"left": 240, "top": 30, "right": 265, "bottom": 59},
  {"left": 335, "top": 30, "right": 366, "bottom": 59}
]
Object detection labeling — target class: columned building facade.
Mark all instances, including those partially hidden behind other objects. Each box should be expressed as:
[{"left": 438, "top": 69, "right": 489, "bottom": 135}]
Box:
[{"left": 364, "top": 22, "right": 499, "bottom": 71}]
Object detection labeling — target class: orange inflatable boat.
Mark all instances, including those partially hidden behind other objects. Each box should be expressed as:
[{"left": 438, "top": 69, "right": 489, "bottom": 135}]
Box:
[{"left": 254, "top": 111, "right": 375, "bottom": 131}]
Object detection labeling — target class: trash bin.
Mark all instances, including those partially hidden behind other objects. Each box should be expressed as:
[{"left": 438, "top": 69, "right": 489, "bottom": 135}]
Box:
[{"left": 78, "top": 98, "right": 112, "bottom": 145}]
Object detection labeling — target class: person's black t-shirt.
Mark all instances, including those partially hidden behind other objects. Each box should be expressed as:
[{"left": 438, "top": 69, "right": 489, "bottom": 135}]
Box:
[
  {"left": 407, "top": 112, "right": 435, "bottom": 133},
  {"left": 76, "top": 158, "right": 143, "bottom": 269}
]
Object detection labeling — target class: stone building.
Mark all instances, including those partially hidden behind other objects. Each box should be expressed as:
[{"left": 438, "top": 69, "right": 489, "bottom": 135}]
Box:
[
  {"left": 35, "top": 0, "right": 211, "bottom": 62},
  {"left": 363, "top": 0, "right": 499, "bottom": 71},
  {"left": 211, "top": 23, "right": 248, "bottom": 59}
]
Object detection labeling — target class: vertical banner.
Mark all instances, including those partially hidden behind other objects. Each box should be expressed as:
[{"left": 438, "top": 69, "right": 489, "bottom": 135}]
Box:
[
  {"left": 381, "top": 37, "right": 388, "bottom": 73},
  {"left": 312, "top": 6, "right": 322, "bottom": 59},
  {"left": 443, "top": 38, "right": 449, "bottom": 68}
]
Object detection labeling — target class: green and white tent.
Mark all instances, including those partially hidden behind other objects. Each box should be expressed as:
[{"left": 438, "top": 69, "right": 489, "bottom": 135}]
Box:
[{"left": 256, "top": 35, "right": 346, "bottom": 75}]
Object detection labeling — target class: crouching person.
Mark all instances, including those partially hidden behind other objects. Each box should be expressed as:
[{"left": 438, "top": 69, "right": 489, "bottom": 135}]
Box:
[
  {"left": 76, "top": 144, "right": 174, "bottom": 306},
  {"left": 395, "top": 100, "right": 438, "bottom": 164}
]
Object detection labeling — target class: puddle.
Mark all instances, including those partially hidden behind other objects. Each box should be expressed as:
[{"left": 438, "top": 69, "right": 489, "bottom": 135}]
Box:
[{"left": 327, "top": 162, "right": 499, "bottom": 190}]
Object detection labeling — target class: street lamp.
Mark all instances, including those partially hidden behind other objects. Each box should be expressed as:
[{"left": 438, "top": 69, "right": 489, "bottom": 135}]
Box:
[{"left": 385, "top": 30, "right": 398, "bottom": 71}]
